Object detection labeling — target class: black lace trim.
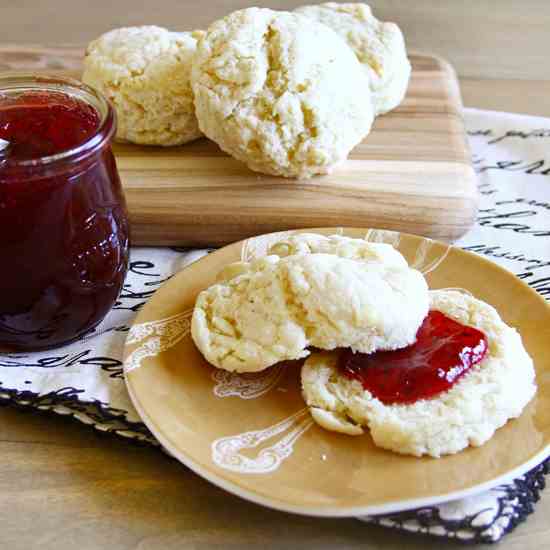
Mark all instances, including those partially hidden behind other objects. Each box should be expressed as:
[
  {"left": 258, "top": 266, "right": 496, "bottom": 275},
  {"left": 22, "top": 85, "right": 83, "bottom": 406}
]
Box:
[
  {"left": 366, "top": 458, "right": 549, "bottom": 544},
  {"left": 1, "top": 382, "right": 548, "bottom": 543},
  {"left": 0, "top": 384, "right": 156, "bottom": 444}
]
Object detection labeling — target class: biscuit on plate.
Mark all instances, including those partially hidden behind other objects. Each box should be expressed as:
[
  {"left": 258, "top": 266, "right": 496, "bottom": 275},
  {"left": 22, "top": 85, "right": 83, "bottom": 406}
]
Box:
[
  {"left": 83, "top": 26, "right": 204, "bottom": 146},
  {"left": 190, "top": 7, "right": 374, "bottom": 178},
  {"left": 192, "top": 249, "right": 428, "bottom": 373},
  {"left": 216, "top": 234, "right": 408, "bottom": 284},
  {"left": 266, "top": 233, "right": 406, "bottom": 265},
  {"left": 301, "top": 290, "right": 537, "bottom": 457},
  {"left": 295, "top": 3, "right": 411, "bottom": 115}
]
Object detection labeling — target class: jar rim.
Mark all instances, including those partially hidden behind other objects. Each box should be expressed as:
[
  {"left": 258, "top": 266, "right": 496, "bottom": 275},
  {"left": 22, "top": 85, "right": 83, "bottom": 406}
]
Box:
[{"left": 0, "top": 73, "right": 116, "bottom": 171}]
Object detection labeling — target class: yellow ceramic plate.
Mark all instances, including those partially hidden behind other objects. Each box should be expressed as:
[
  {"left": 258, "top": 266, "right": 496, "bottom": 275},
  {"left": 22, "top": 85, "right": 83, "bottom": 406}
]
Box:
[{"left": 123, "top": 228, "right": 550, "bottom": 517}]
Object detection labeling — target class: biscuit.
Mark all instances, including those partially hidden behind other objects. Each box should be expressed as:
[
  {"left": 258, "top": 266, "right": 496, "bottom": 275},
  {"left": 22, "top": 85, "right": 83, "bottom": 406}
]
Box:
[
  {"left": 295, "top": 3, "right": 411, "bottom": 115},
  {"left": 190, "top": 8, "right": 374, "bottom": 178},
  {"left": 301, "top": 290, "right": 537, "bottom": 457},
  {"left": 267, "top": 233, "right": 407, "bottom": 267},
  {"left": 192, "top": 252, "right": 428, "bottom": 373},
  {"left": 216, "top": 233, "right": 408, "bottom": 284},
  {"left": 83, "top": 26, "right": 203, "bottom": 146}
]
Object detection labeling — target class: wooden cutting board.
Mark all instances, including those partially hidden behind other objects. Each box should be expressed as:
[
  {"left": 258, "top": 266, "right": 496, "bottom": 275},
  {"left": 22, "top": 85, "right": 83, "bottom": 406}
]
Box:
[{"left": 1, "top": 46, "right": 477, "bottom": 246}]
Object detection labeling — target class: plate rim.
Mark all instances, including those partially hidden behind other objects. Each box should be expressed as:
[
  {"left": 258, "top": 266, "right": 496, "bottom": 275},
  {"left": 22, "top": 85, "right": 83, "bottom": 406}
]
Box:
[
  {"left": 123, "top": 227, "right": 550, "bottom": 517},
  {"left": 125, "top": 374, "right": 550, "bottom": 517}
]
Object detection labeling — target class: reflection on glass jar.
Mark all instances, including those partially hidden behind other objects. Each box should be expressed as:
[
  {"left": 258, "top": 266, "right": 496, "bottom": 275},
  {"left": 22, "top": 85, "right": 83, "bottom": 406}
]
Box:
[{"left": 0, "top": 74, "right": 129, "bottom": 350}]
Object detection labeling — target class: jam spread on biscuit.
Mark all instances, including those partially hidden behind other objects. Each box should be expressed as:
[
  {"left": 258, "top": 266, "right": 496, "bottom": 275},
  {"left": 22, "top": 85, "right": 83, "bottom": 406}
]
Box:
[{"left": 338, "top": 310, "right": 488, "bottom": 404}]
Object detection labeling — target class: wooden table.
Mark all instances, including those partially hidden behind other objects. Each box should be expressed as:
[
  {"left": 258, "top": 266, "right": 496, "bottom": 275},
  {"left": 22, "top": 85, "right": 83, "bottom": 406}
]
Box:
[
  {"left": 2, "top": 405, "right": 549, "bottom": 550},
  {"left": 1, "top": 0, "right": 549, "bottom": 116},
  {"left": 1, "top": 1, "right": 549, "bottom": 548}
]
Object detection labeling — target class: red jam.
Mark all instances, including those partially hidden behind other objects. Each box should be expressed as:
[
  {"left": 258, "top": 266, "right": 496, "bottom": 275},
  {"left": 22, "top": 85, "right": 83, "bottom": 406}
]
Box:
[
  {"left": 0, "top": 91, "right": 100, "bottom": 159},
  {"left": 338, "top": 311, "right": 488, "bottom": 404},
  {"left": 0, "top": 79, "right": 129, "bottom": 351}
]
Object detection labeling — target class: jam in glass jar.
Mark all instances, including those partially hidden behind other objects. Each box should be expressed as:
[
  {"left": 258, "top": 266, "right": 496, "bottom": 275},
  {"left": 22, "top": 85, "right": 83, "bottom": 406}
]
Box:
[{"left": 0, "top": 74, "right": 129, "bottom": 350}]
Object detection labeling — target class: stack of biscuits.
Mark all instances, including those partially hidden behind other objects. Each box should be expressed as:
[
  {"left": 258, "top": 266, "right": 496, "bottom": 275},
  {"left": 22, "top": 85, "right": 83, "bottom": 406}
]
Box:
[{"left": 82, "top": 3, "right": 411, "bottom": 178}]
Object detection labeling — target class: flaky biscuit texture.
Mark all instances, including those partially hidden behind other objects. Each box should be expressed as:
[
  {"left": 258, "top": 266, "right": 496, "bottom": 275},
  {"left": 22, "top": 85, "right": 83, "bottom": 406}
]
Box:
[
  {"left": 191, "top": 8, "right": 374, "bottom": 178},
  {"left": 83, "top": 26, "right": 203, "bottom": 146},
  {"left": 216, "top": 234, "right": 408, "bottom": 284},
  {"left": 192, "top": 248, "right": 428, "bottom": 373},
  {"left": 301, "top": 290, "right": 537, "bottom": 457},
  {"left": 266, "top": 233, "right": 407, "bottom": 266},
  {"left": 295, "top": 3, "right": 411, "bottom": 115}
]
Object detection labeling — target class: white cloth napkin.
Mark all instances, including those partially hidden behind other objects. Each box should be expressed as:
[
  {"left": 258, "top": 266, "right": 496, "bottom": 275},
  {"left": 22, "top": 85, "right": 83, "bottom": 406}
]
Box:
[{"left": 1, "top": 108, "right": 549, "bottom": 543}]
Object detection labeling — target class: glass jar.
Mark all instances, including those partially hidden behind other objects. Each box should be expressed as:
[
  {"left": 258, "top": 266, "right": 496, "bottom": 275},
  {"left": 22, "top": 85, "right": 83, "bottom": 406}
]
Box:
[{"left": 0, "top": 74, "right": 129, "bottom": 350}]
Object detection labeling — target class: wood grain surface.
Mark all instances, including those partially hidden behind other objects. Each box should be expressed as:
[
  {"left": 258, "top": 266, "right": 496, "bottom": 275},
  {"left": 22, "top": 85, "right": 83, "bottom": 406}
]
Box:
[
  {"left": 1, "top": 405, "right": 549, "bottom": 550},
  {"left": 0, "top": 47, "right": 477, "bottom": 245}
]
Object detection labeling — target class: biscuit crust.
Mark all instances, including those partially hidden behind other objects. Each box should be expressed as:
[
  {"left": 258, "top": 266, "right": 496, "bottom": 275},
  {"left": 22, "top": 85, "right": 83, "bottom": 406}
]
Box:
[
  {"left": 266, "top": 233, "right": 407, "bottom": 266},
  {"left": 295, "top": 3, "right": 411, "bottom": 115},
  {"left": 191, "top": 8, "right": 374, "bottom": 178},
  {"left": 83, "top": 26, "right": 203, "bottom": 146},
  {"left": 192, "top": 247, "right": 428, "bottom": 373},
  {"left": 301, "top": 290, "right": 537, "bottom": 457}
]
